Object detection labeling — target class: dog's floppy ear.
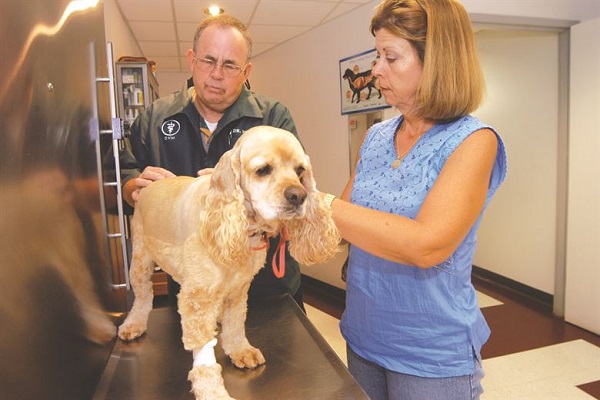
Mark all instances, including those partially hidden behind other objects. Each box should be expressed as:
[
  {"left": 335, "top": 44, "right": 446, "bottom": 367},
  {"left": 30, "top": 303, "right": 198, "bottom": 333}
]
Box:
[
  {"left": 285, "top": 155, "right": 340, "bottom": 265},
  {"left": 197, "top": 146, "right": 250, "bottom": 266}
]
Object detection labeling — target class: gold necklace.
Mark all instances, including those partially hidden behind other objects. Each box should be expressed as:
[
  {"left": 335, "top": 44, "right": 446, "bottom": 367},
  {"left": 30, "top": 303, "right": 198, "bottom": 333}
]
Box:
[{"left": 392, "top": 125, "right": 423, "bottom": 169}]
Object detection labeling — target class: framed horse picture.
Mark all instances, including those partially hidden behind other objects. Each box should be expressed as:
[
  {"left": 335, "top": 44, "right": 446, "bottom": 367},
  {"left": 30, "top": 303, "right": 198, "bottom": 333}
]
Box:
[{"left": 339, "top": 49, "right": 389, "bottom": 115}]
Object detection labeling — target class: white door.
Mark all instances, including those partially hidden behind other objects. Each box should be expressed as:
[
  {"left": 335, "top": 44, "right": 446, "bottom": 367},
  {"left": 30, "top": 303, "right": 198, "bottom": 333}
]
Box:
[{"left": 565, "top": 17, "right": 600, "bottom": 335}]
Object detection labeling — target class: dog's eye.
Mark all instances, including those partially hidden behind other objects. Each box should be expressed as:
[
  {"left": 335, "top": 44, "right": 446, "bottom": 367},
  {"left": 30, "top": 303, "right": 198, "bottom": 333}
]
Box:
[
  {"left": 295, "top": 166, "right": 306, "bottom": 177},
  {"left": 256, "top": 165, "right": 272, "bottom": 176}
]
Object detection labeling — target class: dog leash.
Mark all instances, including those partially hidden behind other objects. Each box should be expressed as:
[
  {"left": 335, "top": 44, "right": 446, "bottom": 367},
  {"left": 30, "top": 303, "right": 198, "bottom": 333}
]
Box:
[
  {"left": 272, "top": 227, "right": 289, "bottom": 279},
  {"left": 249, "top": 229, "right": 287, "bottom": 279}
]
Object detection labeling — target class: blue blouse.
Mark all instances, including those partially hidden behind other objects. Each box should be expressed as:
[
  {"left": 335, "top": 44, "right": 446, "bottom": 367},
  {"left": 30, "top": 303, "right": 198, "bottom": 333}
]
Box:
[{"left": 340, "top": 114, "right": 507, "bottom": 378}]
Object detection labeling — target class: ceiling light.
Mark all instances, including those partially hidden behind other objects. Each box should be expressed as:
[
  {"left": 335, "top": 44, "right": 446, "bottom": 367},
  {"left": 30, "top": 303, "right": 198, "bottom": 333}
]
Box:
[{"left": 204, "top": 6, "right": 224, "bottom": 16}]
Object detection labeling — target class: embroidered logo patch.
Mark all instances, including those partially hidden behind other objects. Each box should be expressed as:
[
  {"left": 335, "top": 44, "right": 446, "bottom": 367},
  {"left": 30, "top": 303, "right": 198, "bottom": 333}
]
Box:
[
  {"left": 227, "top": 128, "right": 244, "bottom": 146},
  {"left": 161, "top": 119, "right": 181, "bottom": 137}
]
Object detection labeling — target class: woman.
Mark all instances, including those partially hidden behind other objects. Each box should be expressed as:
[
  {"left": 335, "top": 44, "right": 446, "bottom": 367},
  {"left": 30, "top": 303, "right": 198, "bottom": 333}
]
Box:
[{"left": 322, "top": 0, "right": 507, "bottom": 399}]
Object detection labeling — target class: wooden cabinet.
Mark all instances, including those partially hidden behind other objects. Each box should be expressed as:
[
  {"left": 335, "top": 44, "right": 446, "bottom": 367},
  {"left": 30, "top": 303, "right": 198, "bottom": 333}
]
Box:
[{"left": 151, "top": 269, "right": 168, "bottom": 297}]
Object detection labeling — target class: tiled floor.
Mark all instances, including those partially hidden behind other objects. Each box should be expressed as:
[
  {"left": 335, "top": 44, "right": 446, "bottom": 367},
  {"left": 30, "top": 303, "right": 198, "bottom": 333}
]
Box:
[{"left": 303, "top": 276, "right": 600, "bottom": 399}]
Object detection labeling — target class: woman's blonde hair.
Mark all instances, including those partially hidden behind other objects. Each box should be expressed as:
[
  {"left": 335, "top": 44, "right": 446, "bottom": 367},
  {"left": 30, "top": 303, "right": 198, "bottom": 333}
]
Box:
[{"left": 370, "top": 0, "right": 485, "bottom": 122}]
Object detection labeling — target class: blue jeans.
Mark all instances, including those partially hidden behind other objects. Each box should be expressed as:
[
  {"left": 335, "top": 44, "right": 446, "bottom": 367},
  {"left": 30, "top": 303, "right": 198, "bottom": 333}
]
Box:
[{"left": 347, "top": 345, "right": 485, "bottom": 400}]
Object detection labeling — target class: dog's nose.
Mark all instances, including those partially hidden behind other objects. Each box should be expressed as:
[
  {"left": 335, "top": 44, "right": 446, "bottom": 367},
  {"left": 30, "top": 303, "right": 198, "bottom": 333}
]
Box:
[{"left": 285, "top": 187, "right": 307, "bottom": 207}]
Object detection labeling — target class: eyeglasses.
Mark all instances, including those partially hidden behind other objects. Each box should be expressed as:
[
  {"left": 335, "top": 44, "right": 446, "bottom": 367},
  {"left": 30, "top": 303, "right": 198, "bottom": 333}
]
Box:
[{"left": 193, "top": 56, "right": 247, "bottom": 78}]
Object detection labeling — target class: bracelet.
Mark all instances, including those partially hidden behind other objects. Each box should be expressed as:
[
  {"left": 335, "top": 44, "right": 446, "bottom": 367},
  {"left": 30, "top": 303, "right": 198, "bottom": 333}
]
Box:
[{"left": 323, "top": 193, "right": 336, "bottom": 208}]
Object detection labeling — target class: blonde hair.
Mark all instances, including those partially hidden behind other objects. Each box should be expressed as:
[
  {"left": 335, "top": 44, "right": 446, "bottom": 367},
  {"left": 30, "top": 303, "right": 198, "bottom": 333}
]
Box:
[{"left": 370, "top": 0, "right": 485, "bottom": 122}]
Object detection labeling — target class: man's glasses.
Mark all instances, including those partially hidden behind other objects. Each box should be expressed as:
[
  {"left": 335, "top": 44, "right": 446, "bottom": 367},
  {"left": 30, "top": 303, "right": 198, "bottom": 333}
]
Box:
[{"left": 193, "top": 56, "right": 247, "bottom": 78}]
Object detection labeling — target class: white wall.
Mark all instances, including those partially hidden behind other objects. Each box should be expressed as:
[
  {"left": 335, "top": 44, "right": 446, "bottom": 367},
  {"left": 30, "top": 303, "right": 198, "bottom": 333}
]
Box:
[
  {"left": 461, "top": 0, "right": 599, "bottom": 23},
  {"left": 153, "top": 71, "right": 189, "bottom": 97},
  {"left": 565, "top": 17, "right": 600, "bottom": 334},
  {"left": 247, "top": 1, "right": 599, "bottom": 293},
  {"left": 103, "top": 0, "right": 141, "bottom": 62}
]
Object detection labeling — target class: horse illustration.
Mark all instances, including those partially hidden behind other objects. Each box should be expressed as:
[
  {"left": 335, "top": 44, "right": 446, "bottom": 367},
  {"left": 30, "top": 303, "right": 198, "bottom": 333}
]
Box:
[{"left": 343, "top": 68, "right": 382, "bottom": 103}]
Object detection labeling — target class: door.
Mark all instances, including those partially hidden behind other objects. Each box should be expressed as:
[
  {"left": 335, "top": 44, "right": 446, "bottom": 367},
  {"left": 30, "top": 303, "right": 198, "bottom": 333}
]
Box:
[
  {"left": 565, "top": 17, "right": 600, "bottom": 334},
  {"left": 0, "top": 1, "right": 126, "bottom": 398}
]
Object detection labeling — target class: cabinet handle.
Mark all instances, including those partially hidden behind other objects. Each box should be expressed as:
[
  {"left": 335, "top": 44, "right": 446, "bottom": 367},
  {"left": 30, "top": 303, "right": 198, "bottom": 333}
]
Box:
[{"left": 91, "top": 41, "right": 131, "bottom": 290}]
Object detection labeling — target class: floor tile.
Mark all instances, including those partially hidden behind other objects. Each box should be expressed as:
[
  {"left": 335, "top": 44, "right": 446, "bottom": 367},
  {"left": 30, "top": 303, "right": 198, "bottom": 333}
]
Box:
[
  {"left": 482, "top": 340, "right": 600, "bottom": 399},
  {"left": 478, "top": 290, "right": 504, "bottom": 308},
  {"left": 305, "top": 304, "right": 347, "bottom": 365}
]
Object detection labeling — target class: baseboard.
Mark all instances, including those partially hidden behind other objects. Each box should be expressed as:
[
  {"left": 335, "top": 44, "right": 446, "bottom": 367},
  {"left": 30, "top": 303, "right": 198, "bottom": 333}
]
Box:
[
  {"left": 301, "top": 274, "right": 345, "bottom": 302},
  {"left": 472, "top": 265, "right": 553, "bottom": 309}
]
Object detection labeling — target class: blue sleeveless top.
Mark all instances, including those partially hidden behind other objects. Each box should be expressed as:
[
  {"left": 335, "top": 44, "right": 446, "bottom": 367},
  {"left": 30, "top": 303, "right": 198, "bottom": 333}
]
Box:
[{"left": 340, "top": 114, "right": 507, "bottom": 377}]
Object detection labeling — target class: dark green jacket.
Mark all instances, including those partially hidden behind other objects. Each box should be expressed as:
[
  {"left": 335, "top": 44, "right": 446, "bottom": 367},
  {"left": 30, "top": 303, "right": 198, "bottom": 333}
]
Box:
[{"left": 120, "top": 80, "right": 301, "bottom": 301}]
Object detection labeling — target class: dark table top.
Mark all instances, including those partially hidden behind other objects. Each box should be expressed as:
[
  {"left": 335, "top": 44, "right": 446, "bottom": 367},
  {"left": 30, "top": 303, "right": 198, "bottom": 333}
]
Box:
[{"left": 92, "top": 295, "right": 368, "bottom": 400}]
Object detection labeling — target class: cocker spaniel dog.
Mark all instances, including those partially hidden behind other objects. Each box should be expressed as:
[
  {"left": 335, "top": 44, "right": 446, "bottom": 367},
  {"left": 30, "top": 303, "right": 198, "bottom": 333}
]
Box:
[{"left": 117, "top": 126, "right": 340, "bottom": 400}]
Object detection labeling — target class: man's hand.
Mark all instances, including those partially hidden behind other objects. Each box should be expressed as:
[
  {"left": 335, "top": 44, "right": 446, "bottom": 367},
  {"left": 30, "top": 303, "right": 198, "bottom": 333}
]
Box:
[
  {"left": 197, "top": 168, "right": 214, "bottom": 177},
  {"left": 124, "top": 166, "right": 175, "bottom": 206}
]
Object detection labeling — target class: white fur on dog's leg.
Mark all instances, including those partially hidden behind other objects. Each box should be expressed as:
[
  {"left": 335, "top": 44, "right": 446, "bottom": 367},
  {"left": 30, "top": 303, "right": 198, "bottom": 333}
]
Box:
[
  {"left": 118, "top": 293, "right": 153, "bottom": 341},
  {"left": 117, "top": 294, "right": 153, "bottom": 341},
  {"left": 118, "top": 317, "right": 148, "bottom": 341},
  {"left": 218, "top": 293, "right": 265, "bottom": 369},
  {"left": 193, "top": 338, "right": 218, "bottom": 367},
  {"left": 117, "top": 260, "right": 154, "bottom": 341},
  {"left": 188, "top": 364, "right": 235, "bottom": 400}
]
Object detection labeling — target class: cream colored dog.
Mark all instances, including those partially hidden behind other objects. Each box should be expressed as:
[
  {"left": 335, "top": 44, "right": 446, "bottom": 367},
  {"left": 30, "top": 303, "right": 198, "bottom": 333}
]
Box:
[{"left": 117, "top": 126, "right": 340, "bottom": 400}]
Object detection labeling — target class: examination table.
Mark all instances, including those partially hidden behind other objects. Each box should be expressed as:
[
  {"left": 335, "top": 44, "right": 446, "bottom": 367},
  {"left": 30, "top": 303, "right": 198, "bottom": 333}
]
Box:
[{"left": 92, "top": 294, "right": 368, "bottom": 399}]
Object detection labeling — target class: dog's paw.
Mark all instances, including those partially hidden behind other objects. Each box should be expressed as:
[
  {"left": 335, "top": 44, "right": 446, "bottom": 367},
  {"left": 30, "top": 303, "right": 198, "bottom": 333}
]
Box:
[
  {"left": 117, "top": 320, "right": 147, "bottom": 341},
  {"left": 189, "top": 364, "right": 235, "bottom": 400},
  {"left": 230, "top": 346, "right": 265, "bottom": 369}
]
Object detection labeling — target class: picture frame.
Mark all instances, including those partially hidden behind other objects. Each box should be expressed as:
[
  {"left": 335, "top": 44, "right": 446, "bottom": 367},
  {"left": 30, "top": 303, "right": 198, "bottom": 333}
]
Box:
[{"left": 339, "top": 49, "right": 389, "bottom": 115}]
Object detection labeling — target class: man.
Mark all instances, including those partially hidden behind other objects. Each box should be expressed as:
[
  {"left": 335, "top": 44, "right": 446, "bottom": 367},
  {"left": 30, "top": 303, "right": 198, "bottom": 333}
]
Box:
[{"left": 120, "top": 14, "right": 303, "bottom": 309}]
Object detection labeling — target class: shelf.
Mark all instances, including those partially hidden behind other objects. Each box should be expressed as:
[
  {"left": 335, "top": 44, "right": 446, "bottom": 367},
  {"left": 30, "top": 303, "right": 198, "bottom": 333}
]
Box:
[{"left": 115, "top": 61, "right": 159, "bottom": 132}]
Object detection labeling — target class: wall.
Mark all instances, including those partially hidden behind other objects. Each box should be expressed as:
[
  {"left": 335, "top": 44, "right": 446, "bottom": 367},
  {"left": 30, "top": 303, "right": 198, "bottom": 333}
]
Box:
[
  {"left": 461, "top": 0, "right": 599, "bottom": 23},
  {"left": 565, "top": 17, "right": 600, "bottom": 334},
  {"left": 246, "top": 1, "right": 599, "bottom": 293},
  {"left": 152, "top": 71, "right": 189, "bottom": 96},
  {"left": 103, "top": 0, "right": 141, "bottom": 62}
]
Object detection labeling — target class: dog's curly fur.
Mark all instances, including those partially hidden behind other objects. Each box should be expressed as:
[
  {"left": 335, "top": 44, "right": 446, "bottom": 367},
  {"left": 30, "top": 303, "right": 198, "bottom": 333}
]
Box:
[{"left": 117, "top": 126, "right": 340, "bottom": 400}]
